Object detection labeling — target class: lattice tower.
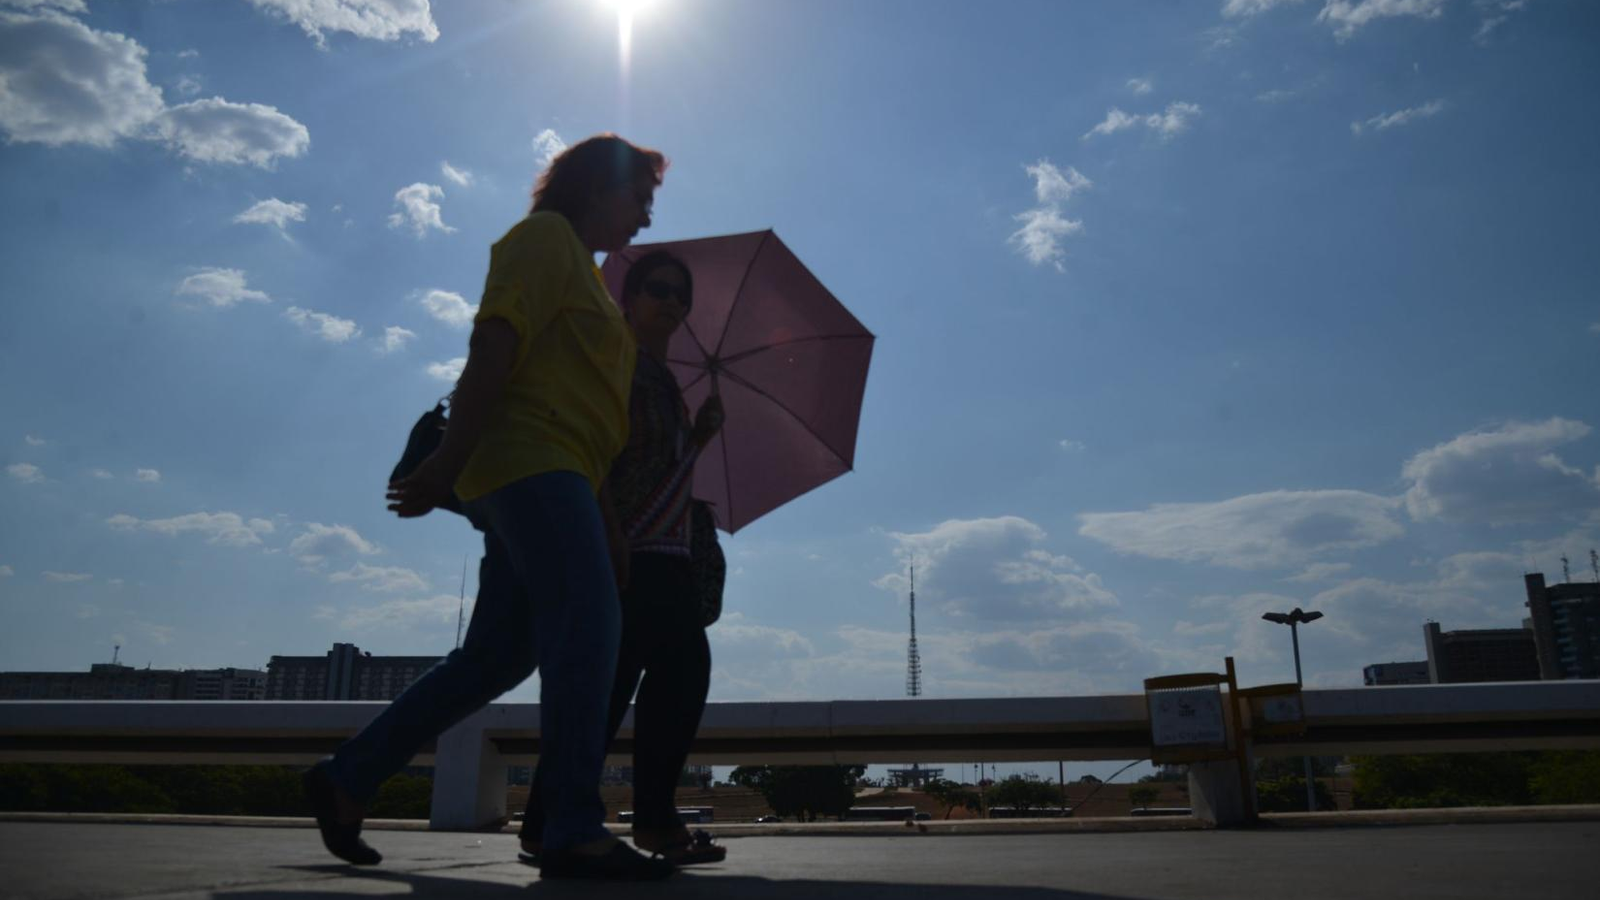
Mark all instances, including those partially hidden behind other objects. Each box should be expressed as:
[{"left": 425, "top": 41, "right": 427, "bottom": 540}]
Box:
[{"left": 906, "top": 564, "right": 922, "bottom": 697}]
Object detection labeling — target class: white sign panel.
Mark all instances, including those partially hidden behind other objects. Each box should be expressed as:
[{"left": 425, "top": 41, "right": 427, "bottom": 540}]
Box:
[{"left": 1149, "top": 687, "right": 1227, "bottom": 748}]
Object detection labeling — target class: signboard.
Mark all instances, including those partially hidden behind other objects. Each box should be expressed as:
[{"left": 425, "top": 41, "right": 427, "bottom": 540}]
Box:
[{"left": 1148, "top": 686, "right": 1227, "bottom": 749}]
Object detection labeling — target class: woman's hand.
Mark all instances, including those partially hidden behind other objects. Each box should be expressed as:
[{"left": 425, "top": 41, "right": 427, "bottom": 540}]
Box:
[
  {"left": 691, "top": 395, "right": 725, "bottom": 448},
  {"left": 386, "top": 453, "right": 458, "bottom": 518}
]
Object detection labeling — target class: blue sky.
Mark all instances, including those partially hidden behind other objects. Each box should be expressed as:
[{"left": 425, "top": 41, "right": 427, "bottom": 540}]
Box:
[{"left": 3, "top": 0, "right": 1599, "bottom": 740}]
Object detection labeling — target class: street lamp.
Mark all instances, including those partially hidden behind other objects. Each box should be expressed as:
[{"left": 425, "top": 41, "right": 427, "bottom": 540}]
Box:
[{"left": 1261, "top": 607, "right": 1324, "bottom": 812}]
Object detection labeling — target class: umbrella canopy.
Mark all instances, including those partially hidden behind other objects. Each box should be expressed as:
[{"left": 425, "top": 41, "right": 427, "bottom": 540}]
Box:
[{"left": 603, "top": 231, "right": 874, "bottom": 533}]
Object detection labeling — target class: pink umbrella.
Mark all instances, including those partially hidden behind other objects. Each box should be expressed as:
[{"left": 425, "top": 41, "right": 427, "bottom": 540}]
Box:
[{"left": 603, "top": 231, "right": 874, "bottom": 533}]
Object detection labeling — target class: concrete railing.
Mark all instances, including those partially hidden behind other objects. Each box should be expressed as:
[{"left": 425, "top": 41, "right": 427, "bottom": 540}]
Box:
[{"left": 3, "top": 681, "right": 1598, "bottom": 830}]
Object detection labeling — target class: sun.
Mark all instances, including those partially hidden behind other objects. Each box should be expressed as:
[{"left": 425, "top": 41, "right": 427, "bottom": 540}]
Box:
[{"left": 600, "top": 0, "right": 660, "bottom": 66}]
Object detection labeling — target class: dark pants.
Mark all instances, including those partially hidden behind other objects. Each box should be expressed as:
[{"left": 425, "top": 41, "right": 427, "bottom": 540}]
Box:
[{"left": 521, "top": 551, "right": 711, "bottom": 840}]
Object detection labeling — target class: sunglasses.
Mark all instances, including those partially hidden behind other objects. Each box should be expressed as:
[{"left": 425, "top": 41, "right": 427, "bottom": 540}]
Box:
[{"left": 641, "top": 280, "right": 689, "bottom": 306}]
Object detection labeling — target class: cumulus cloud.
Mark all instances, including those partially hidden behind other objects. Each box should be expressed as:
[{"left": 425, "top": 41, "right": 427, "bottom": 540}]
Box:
[
  {"left": 1318, "top": 0, "right": 1450, "bottom": 40},
  {"left": 1402, "top": 418, "right": 1600, "bottom": 525},
  {"left": 1079, "top": 489, "right": 1405, "bottom": 569},
  {"left": 427, "top": 357, "right": 465, "bottom": 383},
  {"left": 285, "top": 306, "right": 361, "bottom": 343},
  {"left": 878, "top": 516, "right": 1117, "bottom": 622},
  {"left": 106, "top": 511, "right": 275, "bottom": 547},
  {"left": 387, "top": 182, "right": 454, "bottom": 236},
  {"left": 288, "top": 522, "right": 380, "bottom": 565},
  {"left": 1350, "top": 99, "right": 1446, "bottom": 135},
  {"left": 328, "top": 562, "right": 429, "bottom": 593},
  {"left": 154, "top": 98, "right": 310, "bottom": 168},
  {"left": 1223, "top": 0, "right": 1309, "bottom": 15},
  {"left": 234, "top": 198, "right": 307, "bottom": 231},
  {"left": 379, "top": 325, "right": 416, "bottom": 354},
  {"left": 439, "top": 160, "right": 473, "bottom": 187},
  {"left": 1008, "top": 161, "right": 1090, "bottom": 273},
  {"left": 248, "top": 0, "right": 439, "bottom": 46},
  {"left": 532, "top": 128, "right": 566, "bottom": 167},
  {"left": 175, "top": 268, "right": 271, "bottom": 308},
  {"left": 1086, "top": 102, "right": 1202, "bottom": 140},
  {"left": 419, "top": 289, "right": 476, "bottom": 327},
  {"left": 134, "top": 468, "right": 160, "bottom": 482},
  {"left": 1126, "top": 77, "right": 1154, "bottom": 95},
  {"left": 317, "top": 593, "right": 466, "bottom": 631},
  {"left": 7, "top": 463, "right": 43, "bottom": 483},
  {"left": 43, "top": 571, "right": 92, "bottom": 582}
]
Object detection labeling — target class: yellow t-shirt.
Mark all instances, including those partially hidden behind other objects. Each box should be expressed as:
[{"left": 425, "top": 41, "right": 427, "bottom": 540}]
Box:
[{"left": 454, "top": 212, "right": 637, "bottom": 501}]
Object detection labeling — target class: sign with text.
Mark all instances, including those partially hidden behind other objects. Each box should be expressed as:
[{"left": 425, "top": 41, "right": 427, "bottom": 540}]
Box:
[{"left": 1148, "top": 686, "right": 1228, "bottom": 749}]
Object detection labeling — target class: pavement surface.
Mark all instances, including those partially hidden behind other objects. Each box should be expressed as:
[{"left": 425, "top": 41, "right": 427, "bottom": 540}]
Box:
[{"left": 2, "top": 818, "right": 1596, "bottom": 900}]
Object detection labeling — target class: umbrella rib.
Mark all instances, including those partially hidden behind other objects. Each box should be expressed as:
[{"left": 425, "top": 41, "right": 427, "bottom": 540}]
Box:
[
  {"left": 719, "top": 369, "right": 852, "bottom": 471},
  {"left": 719, "top": 333, "right": 875, "bottom": 367},
  {"left": 712, "top": 230, "right": 774, "bottom": 360}
]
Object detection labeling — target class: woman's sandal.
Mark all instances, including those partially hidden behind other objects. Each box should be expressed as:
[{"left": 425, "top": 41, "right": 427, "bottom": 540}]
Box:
[
  {"left": 538, "top": 841, "right": 675, "bottom": 881},
  {"left": 649, "top": 829, "right": 726, "bottom": 866}
]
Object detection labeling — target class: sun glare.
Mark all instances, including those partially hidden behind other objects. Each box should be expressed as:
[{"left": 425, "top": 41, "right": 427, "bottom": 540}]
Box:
[{"left": 600, "top": 0, "right": 658, "bottom": 71}]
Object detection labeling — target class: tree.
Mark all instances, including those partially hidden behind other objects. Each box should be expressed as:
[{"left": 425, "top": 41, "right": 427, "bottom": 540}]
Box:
[
  {"left": 986, "top": 773, "right": 1062, "bottom": 812},
  {"left": 1351, "top": 753, "right": 1534, "bottom": 809},
  {"left": 1254, "top": 774, "right": 1334, "bottom": 813},
  {"left": 1528, "top": 751, "right": 1600, "bottom": 804},
  {"left": 729, "top": 765, "right": 866, "bottom": 822},
  {"left": 921, "top": 778, "right": 979, "bottom": 820},
  {"left": 1127, "top": 784, "right": 1160, "bottom": 808}
]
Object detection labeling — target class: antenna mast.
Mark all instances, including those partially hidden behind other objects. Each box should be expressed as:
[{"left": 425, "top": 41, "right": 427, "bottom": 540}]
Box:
[
  {"left": 111, "top": 644, "right": 120, "bottom": 666},
  {"left": 905, "top": 563, "right": 922, "bottom": 697},
  {"left": 455, "top": 554, "right": 469, "bottom": 649},
  {"left": 1562, "top": 554, "right": 1572, "bottom": 583}
]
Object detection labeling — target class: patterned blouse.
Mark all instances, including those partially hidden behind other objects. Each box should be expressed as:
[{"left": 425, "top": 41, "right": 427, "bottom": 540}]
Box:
[{"left": 609, "top": 351, "right": 700, "bottom": 557}]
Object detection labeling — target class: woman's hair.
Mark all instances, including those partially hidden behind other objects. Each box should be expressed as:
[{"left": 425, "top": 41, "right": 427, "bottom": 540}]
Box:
[
  {"left": 622, "top": 250, "right": 694, "bottom": 314},
  {"left": 531, "top": 133, "right": 667, "bottom": 221}
]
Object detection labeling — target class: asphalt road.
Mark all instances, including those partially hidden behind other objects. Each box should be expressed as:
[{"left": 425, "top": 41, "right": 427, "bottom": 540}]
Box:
[{"left": 1, "top": 819, "right": 1594, "bottom": 900}]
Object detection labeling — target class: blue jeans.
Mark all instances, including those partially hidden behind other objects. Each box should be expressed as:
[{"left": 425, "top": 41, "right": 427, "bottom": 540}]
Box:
[{"left": 326, "top": 470, "right": 620, "bottom": 851}]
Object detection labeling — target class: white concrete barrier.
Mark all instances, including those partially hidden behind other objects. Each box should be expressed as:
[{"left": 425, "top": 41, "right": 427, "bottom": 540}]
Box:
[{"left": 3, "top": 681, "right": 1597, "bottom": 830}]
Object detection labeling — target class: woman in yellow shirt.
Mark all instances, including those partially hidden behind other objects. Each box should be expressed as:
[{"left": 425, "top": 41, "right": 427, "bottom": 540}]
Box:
[{"left": 303, "top": 134, "right": 675, "bottom": 881}]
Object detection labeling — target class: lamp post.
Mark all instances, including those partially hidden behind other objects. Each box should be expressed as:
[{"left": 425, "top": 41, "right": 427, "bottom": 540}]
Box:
[{"left": 1261, "top": 607, "right": 1323, "bottom": 812}]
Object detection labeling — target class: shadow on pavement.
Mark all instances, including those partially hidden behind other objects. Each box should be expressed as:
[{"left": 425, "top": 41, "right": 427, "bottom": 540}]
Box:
[{"left": 233, "top": 866, "right": 1139, "bottom": 900}]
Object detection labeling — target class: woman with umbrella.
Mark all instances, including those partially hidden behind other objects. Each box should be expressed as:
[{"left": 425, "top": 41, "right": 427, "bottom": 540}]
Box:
[{"left": 519, "top": 249, "right": 729, "bottom": 866}]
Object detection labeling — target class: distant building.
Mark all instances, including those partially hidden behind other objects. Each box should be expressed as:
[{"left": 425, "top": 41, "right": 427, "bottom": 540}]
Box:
[
  {"left": 1362, "top": 661, "right": 1430, "bottom": 686},
  {"left": 264, "top": 642, "right": 441, "bottom": 701},
  {"left": 0, "top": 663, "right": 265, "bottom": 700},
  {"left": 1422, "top": 622, "right": 1540, "bottom": 684},
  {"left": 886, "top": 764, "right": 944, "bottom": 788},
  {"left": 1524, "top": 573, "right": 1600, "bottom": 680}
]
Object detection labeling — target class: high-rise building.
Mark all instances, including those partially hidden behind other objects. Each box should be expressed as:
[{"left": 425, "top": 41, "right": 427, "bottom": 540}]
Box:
[
  {"left": 264, "top": 642, "right": 441, "bottom": 701},
  {"left": 0, "top": 663, "right": 265, "bottom": 700},
  {"left": 1422, "top": 622, "right": 1540, "bottom": 684},
  {"left": 1524, "top": 572, "right": 1600, "bottom": 680},
  {"left": 1362, "top": 661, "right": 1430, "bottom": 685}
]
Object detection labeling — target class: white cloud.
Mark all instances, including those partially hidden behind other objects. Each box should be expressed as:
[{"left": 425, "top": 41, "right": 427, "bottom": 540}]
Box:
[
  {"left": 106, "top": 511, "right": 275, "bottom": 547},
  {"left": 0, "top": 9, "right": 165, "bottom": 147},
  {"left": 1402, "top": 418, "right": 1600, "bottom": 525},
  {"left": 387, "top": 182, "right": 454, "bottom": 236},
  {"left": 419, "top": 289, "right": 476, "bottom": 327},
  {"left": 1351, "top": 99, "right": 1446, "bottom": 135},
  {"left": 1474, "top": 0, "right": 1529, "bottom": 44},
  {"left": 1058, "top": 439, "right": 1086, "bottom": 452},
  {"left": 532, "top": 128, "right": 566, "bottom": 167},
  {"left": 89, "top": 468, "right": 112, "bottom": 479},
  {"left": 1079, "top": 489, "right": 1405, "bottom": 569},
  {"left": 43, "top": 570, "right": 91, "bottom": 582},
  {"left": 24, "top": 434, "right": 45, "bottom": 446},
  {"left": 1083, "top": 102, "right": 1201, "bottom": 140},
  {"left": 1223, "top": 0, "right": 1309, "bottom": 15},
  {"left": 175, "top": 268, "right": 271, "bottom": 308},
  {"left": 439, "top": 160, "right": 473, "bottom": 187},
  {"left": 75, "top": 603, "right": 100, "bottom": 619},
  {"left": 1318, "top": 0, "right": 1451, "bottom": 40},
  {"left": 154, "top": 98, "right": 310, "bottom": 168},
  {"left": 1025, "top": 160, "right": 1091, "bottom": 205},
  {"left": 1126, "top": 77, "right": 1154, "bottom": 95},
  {"left": 878, "top": 516, "right": 1117, "bottom": 623},
  {"left": 7, "top": 463, "right": 43, "bottom": 483},
  {"left": 0, "top": 565, "right": 12, "bottom": 577},
  {"left": 1009, "top": 161, "right": 1091, "bottom": 272},
  {"left": 427, "top": 357, "right": 465, "bottom": 383},
  {"left": 318, "top": 593, "right": 467, "bottom": 631},
  {"left": 328, "top": 562, "right": 429, "bottom": 593},
  {"left": 247, "top": 0, "right": 439, "bottom": 46},
  {"left": 1, "top": 2, "right": 89, "bottom": 13},
  {"left": 285, "top": 306, "right": 361, "bottom": 343},
  {"left": 1256, "top": 88, "right": 1298, "bottom": 103},
  {"left": 234, "top": 198, "right": 308, "bottom": 231},
  {"left": 174, "top": 74, "right": 202, "bottom": 97},
  {"left": 1284, "top": 561, "right": 1353, "bottom": 583},
  {"left": 288, "top": 522, "right": 380, "bottom": 565},
  {"left": 134, "top": 468, "right": 160, "bottom": 483},
  {"left": 379, "top": 325, "right": 416, "bottom": 354}
]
